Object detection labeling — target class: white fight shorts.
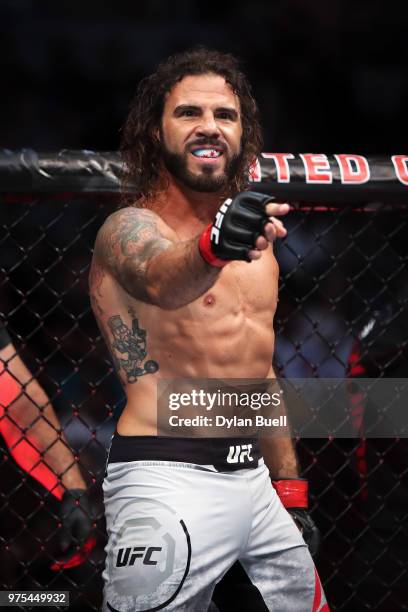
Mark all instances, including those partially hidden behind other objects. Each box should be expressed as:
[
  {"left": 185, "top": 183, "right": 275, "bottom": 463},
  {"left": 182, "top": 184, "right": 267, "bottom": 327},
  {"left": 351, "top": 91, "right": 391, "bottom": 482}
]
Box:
[{"left": 102, "top": 434, "right": 328, "bottom": 612}]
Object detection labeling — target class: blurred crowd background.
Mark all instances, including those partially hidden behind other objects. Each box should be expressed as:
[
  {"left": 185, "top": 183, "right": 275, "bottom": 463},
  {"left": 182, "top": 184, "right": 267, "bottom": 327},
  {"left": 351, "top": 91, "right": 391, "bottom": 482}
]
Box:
[
  {"left": 1, "top": 0, "right": 407, "bottom": 153},
  {"left": 1, "top": 1, "right": 408, "bottom": 610}
]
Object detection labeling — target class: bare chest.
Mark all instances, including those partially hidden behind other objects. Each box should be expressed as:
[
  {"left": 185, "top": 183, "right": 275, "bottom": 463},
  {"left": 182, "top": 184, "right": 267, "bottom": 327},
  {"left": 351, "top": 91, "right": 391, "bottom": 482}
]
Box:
[{"left": 191, "top": 253, "right": 279, "bottom": 319}]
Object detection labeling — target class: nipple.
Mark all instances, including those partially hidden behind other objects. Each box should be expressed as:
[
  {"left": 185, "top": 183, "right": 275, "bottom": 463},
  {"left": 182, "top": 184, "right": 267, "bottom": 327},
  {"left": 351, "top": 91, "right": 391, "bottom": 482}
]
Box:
[{"left": 203, "top": 293, "right": 216, "bottom": 307}]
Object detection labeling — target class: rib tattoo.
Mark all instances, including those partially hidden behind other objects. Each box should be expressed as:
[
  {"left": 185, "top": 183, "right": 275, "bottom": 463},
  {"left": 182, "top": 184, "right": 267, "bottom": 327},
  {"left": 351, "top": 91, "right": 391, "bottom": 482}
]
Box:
[{"left": 107, "top": 307, "right": 159, "bottom": 383}]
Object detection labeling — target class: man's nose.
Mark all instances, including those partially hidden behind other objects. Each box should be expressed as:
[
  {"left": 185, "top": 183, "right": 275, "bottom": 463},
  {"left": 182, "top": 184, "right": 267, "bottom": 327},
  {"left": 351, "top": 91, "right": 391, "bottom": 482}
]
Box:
[{"left": 196, "top": 113, "right": 221, "bottom": 138}]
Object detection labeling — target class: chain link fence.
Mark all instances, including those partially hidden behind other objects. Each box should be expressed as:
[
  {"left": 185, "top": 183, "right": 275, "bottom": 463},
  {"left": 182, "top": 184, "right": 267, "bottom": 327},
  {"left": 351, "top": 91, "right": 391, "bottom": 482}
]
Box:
[
  {"left": 275, "top": 204, "right": 408, "bottom": 611},
  {"left": 0, "top": 152, "right": 407, "bottom": 611}
]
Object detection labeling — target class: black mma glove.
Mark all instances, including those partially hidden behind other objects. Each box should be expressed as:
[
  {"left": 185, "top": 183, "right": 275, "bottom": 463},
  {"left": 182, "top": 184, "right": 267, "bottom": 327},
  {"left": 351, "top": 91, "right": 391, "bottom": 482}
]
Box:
[
  {"left": 198, "top": 191, "right": 275, "bottom": 266},
  {"left": 272, "top": 478, "right": 321, "bottom": 558},
  {"left": 51, "top": 488, "right": 97, "bottom": 571}
]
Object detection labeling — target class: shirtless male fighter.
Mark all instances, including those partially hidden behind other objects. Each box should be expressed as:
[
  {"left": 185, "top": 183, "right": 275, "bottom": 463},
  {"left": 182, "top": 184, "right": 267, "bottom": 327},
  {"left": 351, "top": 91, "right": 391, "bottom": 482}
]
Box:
[{"left": 90, "top": 47, "right": 328, "bottom": 611}]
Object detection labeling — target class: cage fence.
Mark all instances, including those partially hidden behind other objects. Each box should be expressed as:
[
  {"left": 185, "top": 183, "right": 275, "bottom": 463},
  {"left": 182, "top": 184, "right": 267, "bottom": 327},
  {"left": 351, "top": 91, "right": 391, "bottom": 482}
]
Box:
[{"left": 0, "top": 151, "right": 407, "bottom": 611}]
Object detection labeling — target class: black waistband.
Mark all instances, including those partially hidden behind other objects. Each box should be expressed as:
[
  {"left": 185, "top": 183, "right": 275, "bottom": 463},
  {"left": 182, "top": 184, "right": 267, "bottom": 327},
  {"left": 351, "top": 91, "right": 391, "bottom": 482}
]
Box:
[{"left": 108, "top": 434, "right": 261, "bottom": 471}]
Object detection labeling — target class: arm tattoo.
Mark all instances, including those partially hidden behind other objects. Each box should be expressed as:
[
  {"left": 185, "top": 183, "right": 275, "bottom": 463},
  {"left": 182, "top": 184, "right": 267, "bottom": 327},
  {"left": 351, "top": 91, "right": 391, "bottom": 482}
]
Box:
[
  {"left": 97, "top": 208, "right": 172, "bottom": 299},
  {"left": 89, "top": 259, "right": 106, "bottom": 316},
  {"left": 94, "top": 206, "right": 219, "bottom": 309},
  {"left": 107, "top": 307, "right": 158, "bottom": 383}
]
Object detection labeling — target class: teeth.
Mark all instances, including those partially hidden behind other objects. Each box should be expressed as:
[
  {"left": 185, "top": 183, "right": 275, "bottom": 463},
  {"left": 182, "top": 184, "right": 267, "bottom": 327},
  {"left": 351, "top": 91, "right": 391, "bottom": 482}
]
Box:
[{"left": 192, "top": 149, "right": 222, "bottom": 158}]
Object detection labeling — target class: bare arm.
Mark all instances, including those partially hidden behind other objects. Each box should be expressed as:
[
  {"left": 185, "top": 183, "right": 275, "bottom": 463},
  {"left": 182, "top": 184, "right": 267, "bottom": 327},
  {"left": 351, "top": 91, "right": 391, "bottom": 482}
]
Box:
[
  {"left": 93, "top": 207, "right": 220, "bottom": 309},
  {"left": 0, "top": 342, "right": 86, "bottom": 494},
  {"left": 260, "top": 436, "right": 299, "bottom": 478},
  {"left": 260, "top": 366, "right": 299, "bottom": 478}
]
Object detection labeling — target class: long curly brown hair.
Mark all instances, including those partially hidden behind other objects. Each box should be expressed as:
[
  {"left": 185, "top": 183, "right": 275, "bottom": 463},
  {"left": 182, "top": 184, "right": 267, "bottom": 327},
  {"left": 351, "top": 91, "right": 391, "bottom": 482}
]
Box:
[{"left": 120, "top": 47, "right": 263, "bottom": 205}]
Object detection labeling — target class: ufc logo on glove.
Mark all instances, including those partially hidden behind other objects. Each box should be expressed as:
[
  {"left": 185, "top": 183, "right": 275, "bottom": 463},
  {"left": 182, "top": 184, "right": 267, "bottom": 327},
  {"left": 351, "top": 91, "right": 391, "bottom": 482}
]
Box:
[{"left": 210, "top": 198, "right": 233, "bottom": 244}]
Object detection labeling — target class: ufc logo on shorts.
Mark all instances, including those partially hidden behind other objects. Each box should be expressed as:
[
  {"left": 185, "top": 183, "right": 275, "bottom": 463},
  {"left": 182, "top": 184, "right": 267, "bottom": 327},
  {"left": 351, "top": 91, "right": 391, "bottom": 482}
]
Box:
[
  {"left": 227, "top": 443, "right": 253, "bottom": 464},
  {"left": 211, "top": 198, "right": 232, "bottom": 244},
  {"left": 116, "top": 546, "right": 162, "bottom": 567}
]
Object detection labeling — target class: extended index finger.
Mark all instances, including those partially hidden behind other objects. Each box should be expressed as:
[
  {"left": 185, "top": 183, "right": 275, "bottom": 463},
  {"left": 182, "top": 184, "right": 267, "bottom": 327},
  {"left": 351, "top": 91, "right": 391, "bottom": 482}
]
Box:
[{"left": 265, "top": 202, "right": 291, "bottom": 217}]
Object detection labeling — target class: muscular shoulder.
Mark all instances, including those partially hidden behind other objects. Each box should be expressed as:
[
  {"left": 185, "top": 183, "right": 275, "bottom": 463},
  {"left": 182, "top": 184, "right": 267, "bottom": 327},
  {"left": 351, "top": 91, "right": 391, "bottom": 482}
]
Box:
[
  {"left": 94, "top": 206, "right": 175, "bottom": 270},
  {"left": 101, "top": 206, "right": 161, "bottom": 229},
  {"left": 96, "top": 207, "right": 173, "bottom": 248}
]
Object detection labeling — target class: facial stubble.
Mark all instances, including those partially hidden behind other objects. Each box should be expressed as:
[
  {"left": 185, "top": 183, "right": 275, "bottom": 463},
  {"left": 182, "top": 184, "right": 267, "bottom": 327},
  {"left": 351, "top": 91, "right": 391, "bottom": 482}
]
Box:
[{"left": 160, "top": 134, "right": 242, "bottom": 193}]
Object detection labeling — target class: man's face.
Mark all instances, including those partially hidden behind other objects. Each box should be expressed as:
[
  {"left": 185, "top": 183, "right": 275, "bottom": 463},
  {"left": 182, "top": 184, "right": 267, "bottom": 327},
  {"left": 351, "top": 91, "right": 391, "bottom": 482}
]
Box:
[{"left": 160, "top": 73, "right": 243, "bottom": 192}]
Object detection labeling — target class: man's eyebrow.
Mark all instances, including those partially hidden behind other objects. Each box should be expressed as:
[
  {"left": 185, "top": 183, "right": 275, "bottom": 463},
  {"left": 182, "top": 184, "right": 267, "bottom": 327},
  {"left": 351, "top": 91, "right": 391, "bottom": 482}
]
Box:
[
  {"left": 173, "top": 105, "right": 201, "bottom": 116},
  {"left": 173, "top": 104, "right": 239, "bottom": 118}
]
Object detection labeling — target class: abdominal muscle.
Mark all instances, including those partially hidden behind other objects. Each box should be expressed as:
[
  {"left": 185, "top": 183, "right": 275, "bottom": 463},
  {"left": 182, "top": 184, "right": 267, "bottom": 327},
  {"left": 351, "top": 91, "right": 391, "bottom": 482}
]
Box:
[
  {"left": 116, "top": 309, "right": 275, "bottom": 436},
  {"left": 96, "top": 254, "right": 279, "bottom": 436}
]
